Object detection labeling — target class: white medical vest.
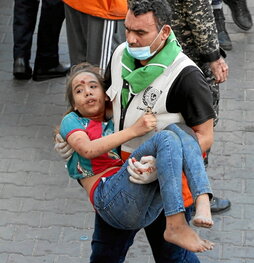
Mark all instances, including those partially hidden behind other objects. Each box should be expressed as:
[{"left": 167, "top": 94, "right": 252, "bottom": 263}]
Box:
[{"left": 106, "top": 42, "right": 198, "bottom": 154}]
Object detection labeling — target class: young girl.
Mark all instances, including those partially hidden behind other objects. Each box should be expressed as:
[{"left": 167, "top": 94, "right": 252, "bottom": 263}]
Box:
[{"left": 59, "top": 62, "right": 214, "bottom": 253}]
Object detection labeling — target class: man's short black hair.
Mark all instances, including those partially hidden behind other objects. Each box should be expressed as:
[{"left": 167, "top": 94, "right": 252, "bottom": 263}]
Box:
[{"left": 128, "top": 0, "right": 172, "bottom": 30}]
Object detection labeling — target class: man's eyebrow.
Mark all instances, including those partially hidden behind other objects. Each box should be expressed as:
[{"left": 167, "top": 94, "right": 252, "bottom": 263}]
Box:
[{"left": 124, "top": 25, "right": 147, "bottom": 34}]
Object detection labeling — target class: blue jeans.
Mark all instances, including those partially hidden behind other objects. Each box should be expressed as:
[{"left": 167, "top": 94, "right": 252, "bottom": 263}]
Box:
[
  {"left": 93, "top": 124, "right": 212, "bottom": 229},
  {"left": 90, "top": 209, "right": 200, "bottom": 263}
]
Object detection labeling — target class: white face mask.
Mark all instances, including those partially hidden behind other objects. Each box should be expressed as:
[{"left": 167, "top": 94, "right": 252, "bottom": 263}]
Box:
[{"left": 126, "top": 27, "right": 164, "bottom": 60}]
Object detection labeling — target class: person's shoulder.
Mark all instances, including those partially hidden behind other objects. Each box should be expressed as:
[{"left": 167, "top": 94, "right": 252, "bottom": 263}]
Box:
[
  {"left": 178, "top": 65, "right": 202, "bottom": 79},
  {"left": 170, "top": 65, "right": 206, "bottom": 94},
  {"left": 60, "top": 112, "right": 90, "bottom": 139},
  {"left": 62, "top": 111, "right": 78, "bottom": 122},
  {"left": 63, "top": 111, "right": 74, "bottom": 118},
  {"left": 61, "top": 112, "right": 90, "bottom": 125},
  {"left": 111, "top": 42, "right": 126, "bottom": 66}
]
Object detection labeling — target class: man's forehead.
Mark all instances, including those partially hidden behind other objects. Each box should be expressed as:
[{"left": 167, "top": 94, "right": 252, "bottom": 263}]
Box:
[{"left": 125, "top": 11, "right": 157, "bottom": 30}]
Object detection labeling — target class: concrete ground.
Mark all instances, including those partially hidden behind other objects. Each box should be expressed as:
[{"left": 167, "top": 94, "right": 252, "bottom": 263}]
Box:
[{"left": 0, "top": 0, "right": 254, "bottom": 262}]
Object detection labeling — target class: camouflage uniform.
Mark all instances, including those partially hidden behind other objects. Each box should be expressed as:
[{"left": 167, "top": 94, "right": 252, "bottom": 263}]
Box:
[{"left": 168, "top": 0, "right": 222, "bottom": 127}]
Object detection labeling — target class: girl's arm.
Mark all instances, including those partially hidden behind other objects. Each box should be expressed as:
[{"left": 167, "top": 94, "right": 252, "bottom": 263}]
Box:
[{"left": 67, "top": 113, "right": 156, "bottom": 159}]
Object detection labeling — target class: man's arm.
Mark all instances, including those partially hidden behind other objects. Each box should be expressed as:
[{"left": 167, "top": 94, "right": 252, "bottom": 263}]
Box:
[
  {"left": 191, "top": 119, "right": 214, "bottom": 153},
  {"left": 186, "top": 0, "right": 229, "bottom": 83},
  {"left": 169, "top": 0, "right": 228, "bottom": 83},
  {"left": 187, "top": 0, "right": 229, "bottom": 83},
  {"left": 184, "top": 0, "right": 220, "bottom": 59}
]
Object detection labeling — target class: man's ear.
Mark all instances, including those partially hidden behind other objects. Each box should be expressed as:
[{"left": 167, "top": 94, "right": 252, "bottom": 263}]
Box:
[{"left": 162, "top": 25, "right": 171, "bottom": 40}]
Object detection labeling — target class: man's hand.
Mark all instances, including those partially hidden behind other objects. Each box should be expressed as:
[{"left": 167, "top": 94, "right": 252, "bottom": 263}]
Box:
[
  {"left": 127, "top": 156, "right": 157, "bottom": 184},
  {"left": 209, "top": 57, "right": 229, "bottom": 83},
  {"left": 54, "top": 134, "right": 74, "bottom": 161}
]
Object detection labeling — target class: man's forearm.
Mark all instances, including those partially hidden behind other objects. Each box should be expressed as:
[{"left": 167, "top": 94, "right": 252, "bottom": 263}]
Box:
[{"left": 191, "top": 119, "right": 214, "bottom": 152}]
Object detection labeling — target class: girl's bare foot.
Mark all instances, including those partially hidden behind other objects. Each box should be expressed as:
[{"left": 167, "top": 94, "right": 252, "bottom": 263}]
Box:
[
  {"left": 192, "top": 216, "right": 213, "bottom": 228},
  {"left": 192, "top": 194, "right": 213, "bottom": 228},
  {"left": 164, "top": 213, "right": 215, "bottom": 253}
]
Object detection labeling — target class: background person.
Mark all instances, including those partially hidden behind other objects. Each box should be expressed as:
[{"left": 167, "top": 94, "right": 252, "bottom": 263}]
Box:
[
  {"left": 212, "top": 0, "right": 253, "bottom": 51},
  {"left": 13, "top": 0, "right": 69, "bottom": 81},
  {"left": 63, "top": 0, "right": 127, "bottom": 70},
  {"left": 223, "top": 0, "right": 252, "bottom": 31},
  {"left": 212, "top": 0, "right": 232, "bottom": 50},
  {"left": 168, "top": 0, "right": 231, "bottom": 213}
]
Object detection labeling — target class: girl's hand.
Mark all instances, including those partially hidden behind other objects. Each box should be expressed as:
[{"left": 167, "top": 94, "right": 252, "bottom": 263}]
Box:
[{"left": 130, "top": 113, "right": 157, "bottom": 137}]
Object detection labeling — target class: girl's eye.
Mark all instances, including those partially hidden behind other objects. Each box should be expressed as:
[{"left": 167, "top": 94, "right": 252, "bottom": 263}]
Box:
[
  {"left": 76, "top": 88, "right": 82, "bottom": 94},
  {"left": 90, "top": 85, "right": 97, "bottom": 89}
]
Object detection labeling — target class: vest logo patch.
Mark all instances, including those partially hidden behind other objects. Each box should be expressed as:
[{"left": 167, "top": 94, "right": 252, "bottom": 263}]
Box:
[{"left": 142, "top": 86, "right": 162, "bottom": 109}]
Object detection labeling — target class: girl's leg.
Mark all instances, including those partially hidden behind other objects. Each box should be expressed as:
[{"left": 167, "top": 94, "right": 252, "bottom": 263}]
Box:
[
  {"left": 166, "top": 124, "right": 213, "bottom": 228},
  {"left": 133, "top": 130, "right": 214, "bottom": 252},
  {"left": 93, "top": 163, "right": 164, "bottom": 230},
  {"left": 164, "top": 212, "right": 214, "bottom": 253},
  {"left": 95, "top": 130, "right": 214, "bottom": 252},
  {"left": 94, "top": 131, "right": 185, "bottom": 230},
  {"left": 193, "top": 194, "right": 213, "bottom": 228}
]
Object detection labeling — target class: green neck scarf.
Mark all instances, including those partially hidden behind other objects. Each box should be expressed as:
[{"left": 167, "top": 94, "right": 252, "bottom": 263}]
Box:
[{"left": 121, "top": 31, "right": 182, "bottom": 108}]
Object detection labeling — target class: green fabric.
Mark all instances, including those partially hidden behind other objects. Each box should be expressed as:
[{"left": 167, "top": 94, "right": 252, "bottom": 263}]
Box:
[{"left": 121, "top": 31, "right": 182, "bottom": 107}]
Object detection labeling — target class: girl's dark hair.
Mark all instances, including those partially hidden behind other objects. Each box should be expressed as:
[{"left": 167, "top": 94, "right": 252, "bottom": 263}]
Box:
[
  {"left": 65, "top": 62, "right": 105, "bottom": 114},
  {"left": 128, "top": 0, "right": 172, "bottom": 31}
]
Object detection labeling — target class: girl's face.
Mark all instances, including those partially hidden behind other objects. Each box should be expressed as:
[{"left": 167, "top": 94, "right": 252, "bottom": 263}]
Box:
[{"left": 72, "top": 72, "right": 107, "bottom": 120}]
